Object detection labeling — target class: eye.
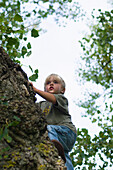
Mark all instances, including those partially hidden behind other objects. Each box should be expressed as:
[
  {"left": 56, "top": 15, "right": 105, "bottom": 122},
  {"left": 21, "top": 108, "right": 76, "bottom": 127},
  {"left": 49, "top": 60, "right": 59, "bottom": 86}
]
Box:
[
  {"left": 53, "top": 80, "right": 58, "bottom": 84},
  {"left": 46, "top": 81, "right": 50, "bottom": 85}
]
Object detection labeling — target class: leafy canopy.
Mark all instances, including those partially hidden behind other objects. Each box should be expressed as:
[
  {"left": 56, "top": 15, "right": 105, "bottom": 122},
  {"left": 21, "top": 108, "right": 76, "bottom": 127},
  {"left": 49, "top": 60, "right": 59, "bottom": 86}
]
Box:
[
  {"left": 71, "top": 9, "right": 113, "bottom": 169},
  {"left": 0, "top": 0, "right": 83, "bottom": 81},
  {"left": 0, "top": 0, "right": 82, "bottom": 61},
  {"left": 79, "top": 9, "right": 113, "bottom": 89}
]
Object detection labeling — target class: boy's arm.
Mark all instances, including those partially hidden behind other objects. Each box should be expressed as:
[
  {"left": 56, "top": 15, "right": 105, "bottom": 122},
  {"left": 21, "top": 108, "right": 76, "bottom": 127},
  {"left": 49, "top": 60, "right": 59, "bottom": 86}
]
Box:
[{"left": 30, "top": 83, "right": 56, "bottom": 104}]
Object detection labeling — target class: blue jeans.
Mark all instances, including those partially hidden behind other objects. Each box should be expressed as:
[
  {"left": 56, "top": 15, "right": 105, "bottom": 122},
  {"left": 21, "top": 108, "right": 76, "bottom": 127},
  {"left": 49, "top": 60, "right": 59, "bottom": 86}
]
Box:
[{"left": 47, "top": 125, "right": 76, "bottom": 170}]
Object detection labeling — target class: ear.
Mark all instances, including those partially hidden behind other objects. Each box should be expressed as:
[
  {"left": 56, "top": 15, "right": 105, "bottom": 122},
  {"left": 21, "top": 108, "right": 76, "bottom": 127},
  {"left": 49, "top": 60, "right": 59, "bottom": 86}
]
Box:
[{"left": 61, "top": 88, "right": 65, "bottom": 94}]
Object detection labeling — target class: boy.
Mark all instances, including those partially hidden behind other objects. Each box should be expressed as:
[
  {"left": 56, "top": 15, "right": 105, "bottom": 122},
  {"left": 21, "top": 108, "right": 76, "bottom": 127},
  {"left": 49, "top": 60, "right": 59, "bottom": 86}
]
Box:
[{"left": 31, "top": 74, "right": 77, "bottom": 170}]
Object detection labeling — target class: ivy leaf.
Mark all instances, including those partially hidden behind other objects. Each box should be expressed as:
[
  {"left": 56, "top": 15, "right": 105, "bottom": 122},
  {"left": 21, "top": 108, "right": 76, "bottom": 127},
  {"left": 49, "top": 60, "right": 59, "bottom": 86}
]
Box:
[
  {"left": 14, "top": 14, "right": 23, "bottom": 22},
  {"left": 29, "top": 74, "right": 38, "bottom": 82},
  {"left": 3, "top": 127, "right": 8, "bottom": 137},
  {"left": 8, "top": 121, "right": 20, "bottom": 127},
  {"left": 29, "top": 69, "right": 38, "bottom": 81},
  {"left": 31, "top": 28, "right": 39, "bottom": 38},
  {"left": 13, "top": 116, "right": 21, "bottom": 122},
  {"left": 5, "top": 134, "right": 12, "bottom": 143}
]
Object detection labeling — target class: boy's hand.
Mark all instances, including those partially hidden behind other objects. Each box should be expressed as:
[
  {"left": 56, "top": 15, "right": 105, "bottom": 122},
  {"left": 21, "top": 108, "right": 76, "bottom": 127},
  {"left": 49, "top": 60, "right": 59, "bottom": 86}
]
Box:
[
  {"left": 29, "top": 82, "right": 37, "bottom": 92},
  {"left": 29, "top": 82, "right": 56, "bottom": 104},
  {"left": 29, "top": 82, "right": 33, "bottom": 87}
]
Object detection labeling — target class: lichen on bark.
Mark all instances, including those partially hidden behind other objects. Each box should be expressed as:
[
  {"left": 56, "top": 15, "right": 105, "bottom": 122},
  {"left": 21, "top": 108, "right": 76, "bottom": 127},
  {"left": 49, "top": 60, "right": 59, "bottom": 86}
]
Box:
[{"left": 0, "top": 47, "right": 66, "bottom": 170}]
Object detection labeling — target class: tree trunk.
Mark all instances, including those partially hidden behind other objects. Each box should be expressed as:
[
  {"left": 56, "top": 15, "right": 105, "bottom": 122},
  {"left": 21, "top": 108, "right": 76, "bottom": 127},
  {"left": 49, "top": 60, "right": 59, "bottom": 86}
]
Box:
[{"left": 0, "top": 47, "right": 66, "bottom": 170}]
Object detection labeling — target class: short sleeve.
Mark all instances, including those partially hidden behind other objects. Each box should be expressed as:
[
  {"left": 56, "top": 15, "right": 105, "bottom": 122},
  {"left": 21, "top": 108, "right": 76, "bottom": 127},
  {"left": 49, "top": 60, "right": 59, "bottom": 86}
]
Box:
[{"left": 53, "top": 94, "right": 69, "bottom": 114}]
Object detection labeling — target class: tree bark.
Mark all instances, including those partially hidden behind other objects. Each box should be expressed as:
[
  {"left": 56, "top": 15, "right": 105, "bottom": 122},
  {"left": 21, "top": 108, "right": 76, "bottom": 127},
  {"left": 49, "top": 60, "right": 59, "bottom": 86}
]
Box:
[{"left": 0, "top": 47, "right": 66, "bottom": 170}]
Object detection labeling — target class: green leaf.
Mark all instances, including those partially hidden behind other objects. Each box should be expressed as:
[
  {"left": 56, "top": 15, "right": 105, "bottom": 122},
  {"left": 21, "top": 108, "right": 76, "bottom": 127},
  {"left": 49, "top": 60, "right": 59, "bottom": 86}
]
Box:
[
  {"left": 3, "top": 127, "right": 8, "bottom": 137},
  {"left": 13, "top": 116, "right": 21, "bottom": 122},
  {"left": 82, "top": 128, "right": 88, "bottom": 134},
  {"left": 19, "top": 33, "right": 23, "bottom": 39},
  {"left": 29, "top": 65, "right": 33, "bottom": 72},
  {"left": 7, "top": 37, "right": 17, "bottom": 46},
  {"left": 5, "top": 135, "right": 12, "bottom": 143},
  {"left": 22, "top": 46, "right": 27, "bottom": 56},
  {"left": 8, "top": 121, "right": 20, "bottom": 127},
  {"left": 14, "top": 14, "right": 23, "bottom": 22},
  {"left": 26, "top": 13, "right": 31, "bottom": 17},
  {"left": 92, "top": 118, "right": 97, "bottom": 123},
  {"left": 35, "top": 69, "right": 38, "bottom": 74},
  {"left": 27, "top": 42, "right": 31, "bottom": 49},
  {"left": 31, "top": 28, "right": 39, "bottom": 38},
  {"left": 0, "top": 34, "right": 2, "bottom": 40},
  {"left": 29, "top": 74, "right": 38, "bottom": 82},
  {"left": 68, "top": 0, "right": 72, "bottom": 2},
  {"left": 0, "top": 128, "right": 4, "bottom": 140},
  {"left": 27, "top": 50, "right": 32, "bottom": 56},
  {"left": 24, "top": 37, "right": 27, "bottom": 41},
  {"left": 0, "top": 126, "right": 12, "bottom": 142}
]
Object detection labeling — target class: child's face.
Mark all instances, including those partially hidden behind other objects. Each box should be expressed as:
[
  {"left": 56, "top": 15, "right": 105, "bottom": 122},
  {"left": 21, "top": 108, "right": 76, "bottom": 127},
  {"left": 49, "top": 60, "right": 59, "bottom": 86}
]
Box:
[{"left": 45, "top": 76, "right": 65, "bottom": 94}]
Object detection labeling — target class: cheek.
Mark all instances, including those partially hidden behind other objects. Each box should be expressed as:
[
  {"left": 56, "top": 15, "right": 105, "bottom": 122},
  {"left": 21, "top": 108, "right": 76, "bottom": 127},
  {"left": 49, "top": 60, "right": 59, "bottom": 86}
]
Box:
[
  {"left": 45, "top": 86, "right": 48, "bottom": 91},
  {"left": 57, "top": 86, "right": 62, "bottom": 91}
]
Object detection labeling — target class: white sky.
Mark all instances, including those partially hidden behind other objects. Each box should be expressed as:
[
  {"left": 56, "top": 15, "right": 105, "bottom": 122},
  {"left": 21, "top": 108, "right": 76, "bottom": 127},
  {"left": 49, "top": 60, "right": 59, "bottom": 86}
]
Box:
[{"left": 21, "top": 0, "right": 112, "bottom": 136}]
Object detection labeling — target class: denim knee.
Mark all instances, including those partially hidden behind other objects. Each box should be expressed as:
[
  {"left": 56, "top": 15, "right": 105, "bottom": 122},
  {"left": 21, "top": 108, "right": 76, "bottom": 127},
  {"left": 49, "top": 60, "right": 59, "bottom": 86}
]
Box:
[
  {"left": 47, "top": 125, "right": 58, "bottom": 140},
  {"left": 47, "top": 125, "right": 76, "bottom": 153}
]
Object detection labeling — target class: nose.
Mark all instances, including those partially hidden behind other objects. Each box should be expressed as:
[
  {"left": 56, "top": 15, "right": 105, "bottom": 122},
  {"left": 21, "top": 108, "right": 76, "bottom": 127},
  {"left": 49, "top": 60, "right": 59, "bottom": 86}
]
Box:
[{"left": 50, "top": 81, "right": 54, "bottom": 86}]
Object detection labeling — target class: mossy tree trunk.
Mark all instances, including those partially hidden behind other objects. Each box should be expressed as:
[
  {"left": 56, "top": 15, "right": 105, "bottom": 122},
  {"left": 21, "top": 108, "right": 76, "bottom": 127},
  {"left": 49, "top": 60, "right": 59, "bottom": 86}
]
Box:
[{"left": 0, "top": 47, "right": 66, "bottom": 170}]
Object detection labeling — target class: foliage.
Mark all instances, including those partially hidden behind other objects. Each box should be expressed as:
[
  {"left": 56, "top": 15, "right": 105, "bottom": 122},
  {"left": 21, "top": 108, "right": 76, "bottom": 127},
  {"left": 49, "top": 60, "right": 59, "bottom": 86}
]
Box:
[
  {"left": 79, "top": 9, "right": 113, "bottom": 89},
  {"left": 71, "top": 9, "right": 113, "bottom": 169},
  {"left": 0, "top": 0, "right": 83, "bottom": 60},
  {"left": 29, "top": 66, "right": 39, "bottom": 81},
  {"left": 0, "top": 0, "right": 83, "bottom": 81},
  {"left": 0, "top": 110, "right": 21, "bottom": 159}
]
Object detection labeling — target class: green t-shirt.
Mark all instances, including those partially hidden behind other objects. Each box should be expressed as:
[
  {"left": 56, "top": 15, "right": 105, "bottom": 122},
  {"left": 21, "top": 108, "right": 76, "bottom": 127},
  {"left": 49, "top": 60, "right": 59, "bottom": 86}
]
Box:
[{"left": 38, "top": 94, "right": 77, "bottom": 134}]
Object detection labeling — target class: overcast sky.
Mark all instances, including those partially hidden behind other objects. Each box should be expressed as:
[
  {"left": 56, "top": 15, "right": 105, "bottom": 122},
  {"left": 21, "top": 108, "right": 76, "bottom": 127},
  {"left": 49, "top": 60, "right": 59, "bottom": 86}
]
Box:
[{"left": 21, "top": 0, "right": 112, "bottom": 136}]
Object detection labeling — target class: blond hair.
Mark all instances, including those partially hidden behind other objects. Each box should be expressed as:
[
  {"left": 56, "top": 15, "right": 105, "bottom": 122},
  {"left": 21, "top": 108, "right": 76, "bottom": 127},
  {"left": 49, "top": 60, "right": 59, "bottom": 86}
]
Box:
[{"left": 44, "top": 74, "right": 66, "bottom": 94}]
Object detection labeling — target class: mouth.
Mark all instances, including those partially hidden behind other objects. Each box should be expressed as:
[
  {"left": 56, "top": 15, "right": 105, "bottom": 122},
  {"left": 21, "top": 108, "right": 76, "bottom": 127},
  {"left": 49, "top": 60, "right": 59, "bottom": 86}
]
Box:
[{"left": 49, "top": 87, "right": 54, "bottom": 90}]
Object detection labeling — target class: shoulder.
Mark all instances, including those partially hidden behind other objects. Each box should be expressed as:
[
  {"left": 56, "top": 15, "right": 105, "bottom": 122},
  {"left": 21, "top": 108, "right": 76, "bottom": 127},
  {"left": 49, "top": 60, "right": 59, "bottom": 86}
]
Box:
[{"left": 53, "top": 94, "right": 68, "bottom": 105}]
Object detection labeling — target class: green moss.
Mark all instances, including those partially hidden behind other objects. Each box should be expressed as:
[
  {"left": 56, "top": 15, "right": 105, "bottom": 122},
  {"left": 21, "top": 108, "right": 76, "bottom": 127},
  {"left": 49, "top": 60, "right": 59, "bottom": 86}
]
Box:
[
  {"left": 37, "top": 142, "right": 53, "bottom": 157},
  {"left": 3, "top": 160, "right": 16, "bottom": 168},
  {"left": 37, "top": 143, "right": 49, "bottom": 156},
  {"left": 38, "top": 164, "right": 46, "bottom": 170}
]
